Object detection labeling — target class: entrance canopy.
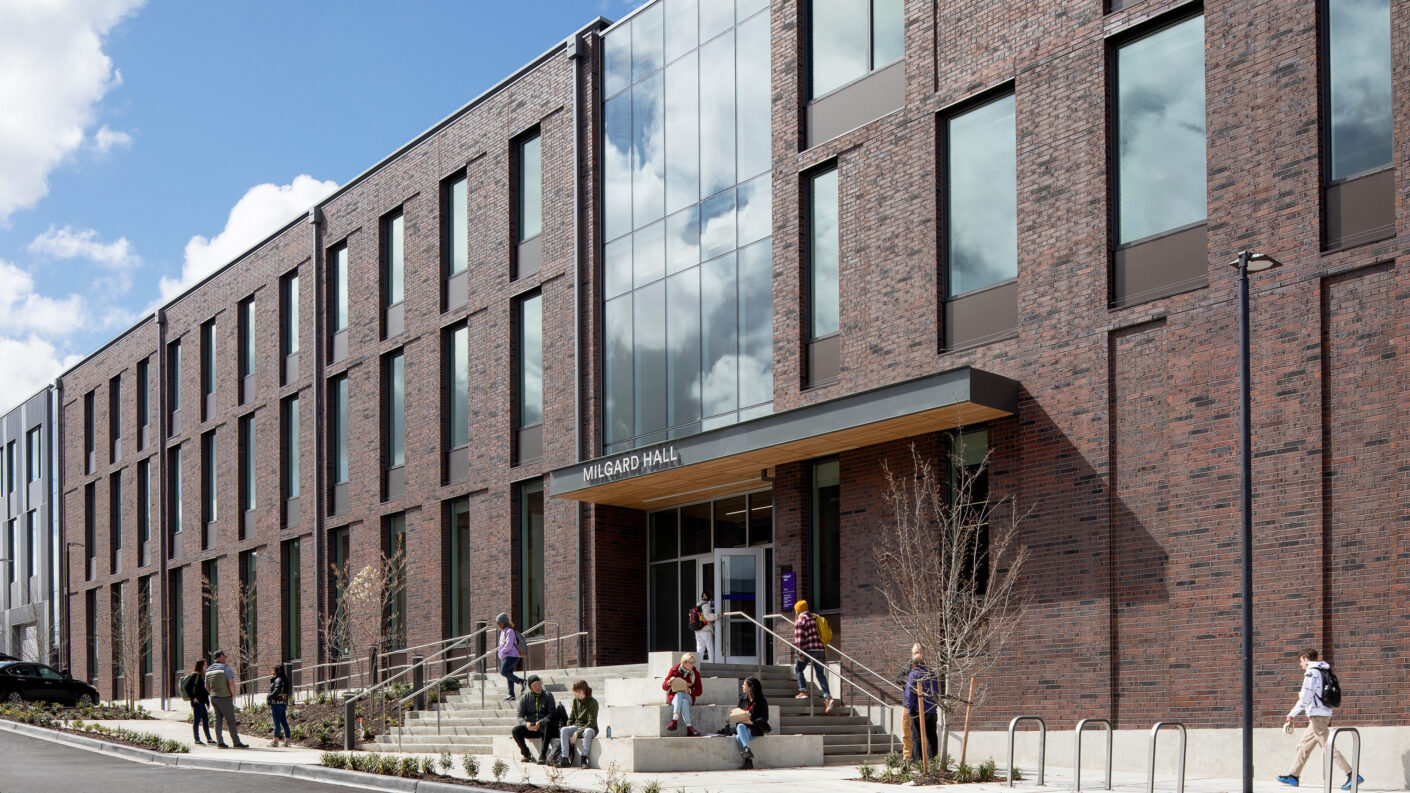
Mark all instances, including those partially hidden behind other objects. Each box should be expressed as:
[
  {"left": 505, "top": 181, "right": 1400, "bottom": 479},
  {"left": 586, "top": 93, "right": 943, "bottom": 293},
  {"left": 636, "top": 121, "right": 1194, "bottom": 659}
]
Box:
[{"left": 549, "top": 367, "right": 1018, "bottom": 510}]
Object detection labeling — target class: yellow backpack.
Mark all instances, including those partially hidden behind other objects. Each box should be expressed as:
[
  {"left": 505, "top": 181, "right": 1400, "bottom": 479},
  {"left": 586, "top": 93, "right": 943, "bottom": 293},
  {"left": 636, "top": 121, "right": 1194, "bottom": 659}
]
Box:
[{"left": 815, "top": 614, "right": 833, "bottom": 646}]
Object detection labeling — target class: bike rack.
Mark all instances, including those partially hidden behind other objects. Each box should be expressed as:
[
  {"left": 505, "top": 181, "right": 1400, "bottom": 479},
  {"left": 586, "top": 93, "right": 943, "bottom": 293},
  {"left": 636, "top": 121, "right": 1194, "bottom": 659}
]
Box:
[
  {"left": 1325, "top": 728, "right": 1361, "bottom": 793},
  {"left": 1147, "top": 722, "right": 1187, "bottom": 793},
  {"left": 1007, "top": 716, "right": 1046, "bottom": 787},
  {"left": 1074, "top": 718, "right": 1113, "bottom": 792}
]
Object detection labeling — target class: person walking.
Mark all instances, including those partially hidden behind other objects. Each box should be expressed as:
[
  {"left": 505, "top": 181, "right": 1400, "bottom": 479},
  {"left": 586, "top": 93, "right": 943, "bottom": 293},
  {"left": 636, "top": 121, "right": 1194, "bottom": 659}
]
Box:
[
  {"left": 183, "top": 659, "right": 214, "bottom": 745},
  {"left": 733, "top": 676, "right": 771, "bottom": 769},
  {"left": 662, "top": 652, "right": 703, "bottom": 736},
  {"left": 905, "top": 646, "right": 940, "bottom": 766},
  {"left": 496, "top": 613, "right": 527, "bottom": 702},
  {"left": 791, "top": 600, "right": 834, "bottom": 714},
  {"left": 268, "top": 664, "right": 292, "bottom": 747},
  {"left": 1277, "top": 649, "right": 1361, "bottom": 789},
  {"left": 205, "top": 650, "right": 248, "bottom": 748},
  {"left": 510, "top": 675, "right": 560, "bottom": 764},
  {"left": 689, "top": 592, "right": 718, "bottom": 662},
  {"left": 558, "top": 679, "right": 599, "bottom": 768}
]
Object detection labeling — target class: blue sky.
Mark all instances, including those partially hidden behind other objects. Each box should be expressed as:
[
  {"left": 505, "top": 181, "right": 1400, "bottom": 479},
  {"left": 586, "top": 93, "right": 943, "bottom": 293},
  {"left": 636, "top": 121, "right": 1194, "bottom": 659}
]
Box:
[{"left": 0, "top": 0, "right": 635, "bottom": 410}]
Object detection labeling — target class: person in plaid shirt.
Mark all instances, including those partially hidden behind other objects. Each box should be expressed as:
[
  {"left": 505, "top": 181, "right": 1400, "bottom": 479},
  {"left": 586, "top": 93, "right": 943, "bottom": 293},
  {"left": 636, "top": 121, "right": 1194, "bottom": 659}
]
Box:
[{"left": 792, "top": 600, "right": 834, "bottom": 714}]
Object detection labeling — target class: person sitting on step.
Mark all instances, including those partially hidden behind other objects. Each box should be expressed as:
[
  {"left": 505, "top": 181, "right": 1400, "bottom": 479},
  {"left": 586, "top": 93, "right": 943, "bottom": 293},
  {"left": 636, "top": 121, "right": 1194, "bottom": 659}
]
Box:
[
  {"left": 511, "top": 675, "right": 561, "bottom": 763},
  {"left": 733, "top": 676, "right": 771, "bottom": 770},
  {"left": 558, "top": 679, "right": 599, "bottom": 768},
  {"left": 662, "top": 652, "right": 704, "bottom": 737}
]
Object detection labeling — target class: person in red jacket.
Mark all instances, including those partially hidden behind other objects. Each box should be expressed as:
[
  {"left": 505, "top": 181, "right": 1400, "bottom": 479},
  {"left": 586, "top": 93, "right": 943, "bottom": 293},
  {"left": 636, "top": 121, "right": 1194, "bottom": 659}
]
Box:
[{"left": 662, "top": 652, "right": 703, "bottom": 736}]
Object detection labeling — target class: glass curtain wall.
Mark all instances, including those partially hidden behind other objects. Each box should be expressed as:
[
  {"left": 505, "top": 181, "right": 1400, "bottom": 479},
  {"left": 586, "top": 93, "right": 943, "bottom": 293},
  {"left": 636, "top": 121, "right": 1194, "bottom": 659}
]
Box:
[{"left": 602, "top": 0, "right": 773, "bottom": 453}]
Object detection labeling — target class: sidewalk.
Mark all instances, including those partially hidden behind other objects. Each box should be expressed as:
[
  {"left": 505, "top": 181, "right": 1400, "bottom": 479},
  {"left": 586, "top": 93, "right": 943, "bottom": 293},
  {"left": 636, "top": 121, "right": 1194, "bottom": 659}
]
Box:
[{"left": 20, "top": 706, "right": 1410, "bottom": 793}]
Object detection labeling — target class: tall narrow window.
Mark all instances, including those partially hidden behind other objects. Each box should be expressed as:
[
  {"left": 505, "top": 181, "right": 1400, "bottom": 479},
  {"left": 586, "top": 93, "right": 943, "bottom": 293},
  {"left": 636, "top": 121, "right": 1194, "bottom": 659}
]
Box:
[
  {"left": 281, "top": 271, "right": 299, "bottom": 383},
  {"left": 85, "top": 589, "right": 98, "bottom": 683},
  {"left": 448, "top": 498, "right": 471, "bottom": 636},
  {"left": 23, "top": 511, "right": 35, "bottom": 585},
  {"left": 168, "top": 568, "right": 183, "bottom": 673},
  {"left": 238, "top": 550, "right": 257, "bottom": 676},
  {"left": 200, "top": 318, "right": 216, "bottom": 420},
  {"left": 1323, "top": 0, "right": 1394, "bottom": 248},
  {"left": 167, "top": 340, "right": 182, "bottom": 433},
  {"left": 1112, "top": 13, "right": 1207, "bottom": 306},
  {"left": 382, "top": 211, "right": 405, "bottom": 337},
  {"left": 328, "top": 526, "right": 350, "bottom": 656},
  {"left": 514, "top": 132, "right": 543, "bottom": 278},
  {"left": 83, "top": 391, "right": 95, "bottom": 473},
  {"left": 944, "top": 91, "right": 1018, "bottom": 348},
  {"left": 383, "top": 514, "right": 406, "bottom": 649},
  {"left": 518, "top": 480, "right": 545, "bottom": 630},
  {"left": 25, "top": 427, "right": 41, "bottom": 483},
  {"left": 136, "top": 357, "right": 149, "bottom": 447},
  {"left": 168, "top": 445, "right": 183, "bottom": 540},
  {"left": 108, "top": 374, "right": 122, "bottom": 462},
  {"left": 238, "top": 296, "right": 255, "bottom": 402},
  {"left": 109, "top": 472, "right": 122, "bottom": 574},
  {"left": 137, "top": 575, "right": 152, "bottom": 680},
  {"left": 330, "top": 244, "right": 350, "bottom": 361},
  {"left": 809, "top": 0, "right": 905, "bottom": 98},
  {"left": 201, "top": 559, "right": 217, "bottom": 656},
  {"left": 282, "top": 395, "right": 300, "bottom": 528},
  {"left": 331, "top": 377, "right": 348, "bottom": 485},
  {"left": 3, "top": 442, "right": 11, "bottom": 493},
  {"left": 807, "top": 167, "right": 840, "bottom": 385},
  {"left": 201, "top": 430, "right": 217, "bottom": 529},
  {"left": 444, "top": 175, "right": 468, "bottom": 276},
  {"left": 111, "top": 582, "right": 125, "bottom": 686},
  {"left": 281, "top": 539, "right": 301, "bottom": 660},
  {"left": 810, "top": 459, "right": 841, "bottom": 612},
  {"left": 239, "top": 414, "right": 255, "bottom": 537},
  {"left": 951, "top": 428, "right": 991, "bottom": 589},
  {"left": 84, "top": 484, "right": 96, "bottom": 579},
  {"left": 136, "top": 459, "right": 150, "bottom": 567},
  {"left": 515, "top": 294, "right": 543, "bottom": 463},
  {"left": 447, "top": 324, "right": 469, "bottom": 451},
  {"left": 385, "top": 352, "right": 405, "bottom": 470},
  {"left": 4, "top": 520, "right": 13, "bottom": 585}
]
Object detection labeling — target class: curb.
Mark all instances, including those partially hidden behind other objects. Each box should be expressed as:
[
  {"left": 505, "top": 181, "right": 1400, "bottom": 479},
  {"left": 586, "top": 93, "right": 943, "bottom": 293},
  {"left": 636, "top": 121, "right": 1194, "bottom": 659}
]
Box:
[{"left": 0, "top": 719, "right": 516, "bottom": 793}]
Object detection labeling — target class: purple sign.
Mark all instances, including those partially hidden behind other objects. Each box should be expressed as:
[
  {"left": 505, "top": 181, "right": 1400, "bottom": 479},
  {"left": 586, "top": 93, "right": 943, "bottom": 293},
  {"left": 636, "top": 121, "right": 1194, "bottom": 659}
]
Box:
[{"left": 781, "top": 571, "right": 796, "bottom": 613}]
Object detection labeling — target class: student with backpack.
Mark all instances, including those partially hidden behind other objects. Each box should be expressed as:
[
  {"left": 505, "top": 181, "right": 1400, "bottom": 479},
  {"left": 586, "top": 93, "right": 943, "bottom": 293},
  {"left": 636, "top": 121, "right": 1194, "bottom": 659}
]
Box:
[
  {"left": 496, "top": 613, "right": 527, "bottom": 702},
  {"left": 268, "top": 665, "right": 292, "bottom": 747},
  {"left": 688, "top": 592, "right": 717, "bottom": 662},
  {"left": 1277, "top": 649, "right": 1361, "bottom": 789},
  {"left": 180, "top": 658, "right": 214, "bottom": 745},
  {"left": 791, "top": 600, "right": 834, "bottom": 714}
]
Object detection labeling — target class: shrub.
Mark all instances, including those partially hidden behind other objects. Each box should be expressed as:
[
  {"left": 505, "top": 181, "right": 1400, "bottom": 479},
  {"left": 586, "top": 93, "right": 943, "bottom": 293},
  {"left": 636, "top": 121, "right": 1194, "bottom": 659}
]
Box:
[
  {"left": 377, "top": 754, "right": 400, "bottom": 775},
  {"left": 978, "top": 757, "right": 998, "bottom": 782},
  {"left": 320, "top": 752, "right": 348, "bottom": 769},
  {"left": 419, "top": 757, "right": 436, "bottom": 776},
  {"left": 955, "top": 762, "right": 975, "bottom": 783},
  {"left": 1012, "top": 767, "right": 1024, "bottom": 781},
  {"left": 462, "top": 753, "right": 480, "bottom": 780},
  {"left": 859, "top": 764, "right": 876, "bottom": 781},
  {"left": 397, "top": 756, "right": 419, "bottom": 777},
  {"left": 884, "top": 751, "right": 904, "bottom": 769},
  {"left": 438, "top": 751, "right": 453, "bottom": 774},
  {"left": 643, "top": 780, "right": 662, "bottom": 793},
  {"left": 491, "top": 758, "right": 508, "bottom": 782}
]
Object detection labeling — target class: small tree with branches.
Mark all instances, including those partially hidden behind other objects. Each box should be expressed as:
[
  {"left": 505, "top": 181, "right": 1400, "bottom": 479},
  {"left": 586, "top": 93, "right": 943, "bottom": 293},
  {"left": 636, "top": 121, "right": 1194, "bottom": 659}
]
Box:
[
  {"left": 875, "top": 440, "right": 1029, "bottom": 768},
  {"left": 318, "top": 548, "right": 407, "bottom": 688}
]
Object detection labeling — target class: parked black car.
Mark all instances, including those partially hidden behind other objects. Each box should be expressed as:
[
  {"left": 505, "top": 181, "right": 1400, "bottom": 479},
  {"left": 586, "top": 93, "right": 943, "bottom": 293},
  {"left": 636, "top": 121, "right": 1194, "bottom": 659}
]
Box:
[{"left": 0, "top": 661, "right": 99, "bottom": 706}]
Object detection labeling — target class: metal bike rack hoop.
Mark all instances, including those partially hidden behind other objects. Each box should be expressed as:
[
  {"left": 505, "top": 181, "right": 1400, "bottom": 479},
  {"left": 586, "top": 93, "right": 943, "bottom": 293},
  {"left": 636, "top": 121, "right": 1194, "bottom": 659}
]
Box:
[
  {"left": 1007, "top": 715, "right": 1047, "bottom": 787},
  {"left": 1074, "top": 718, "right": 1114, "bottom": 792},
  {"left": 1147, "top": 722, "right": 1187, "bottom": 793},
  {"left": 1325, "top": 728, "right": 1361, "bottom": 793}
]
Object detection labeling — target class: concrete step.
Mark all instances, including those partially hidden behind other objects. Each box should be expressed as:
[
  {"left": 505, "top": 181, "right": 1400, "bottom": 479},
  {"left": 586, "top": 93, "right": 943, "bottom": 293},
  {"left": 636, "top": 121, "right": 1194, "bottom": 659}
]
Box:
[
  {"left": 824, "top": 752, "right": 893, "bottom": 765},
  {"left": 390, "top": 725, "right": 515, "bottom": 737}
]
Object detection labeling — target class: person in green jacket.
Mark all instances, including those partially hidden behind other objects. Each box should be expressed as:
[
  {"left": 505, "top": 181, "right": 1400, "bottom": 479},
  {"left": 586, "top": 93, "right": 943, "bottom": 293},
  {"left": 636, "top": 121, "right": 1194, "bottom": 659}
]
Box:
[{"left": 557, "top": 679, "right": 599, "bottom": 769}]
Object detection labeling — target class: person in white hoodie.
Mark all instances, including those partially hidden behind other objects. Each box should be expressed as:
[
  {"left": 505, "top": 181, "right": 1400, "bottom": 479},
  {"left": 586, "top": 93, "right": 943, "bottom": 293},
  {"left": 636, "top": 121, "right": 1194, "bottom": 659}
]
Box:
[
  {"left": 1277, "top": 649, "right": 1360, "bottom": 789},
  {"left": 690, "top": 592, "right": 717, "bottom": 662}
]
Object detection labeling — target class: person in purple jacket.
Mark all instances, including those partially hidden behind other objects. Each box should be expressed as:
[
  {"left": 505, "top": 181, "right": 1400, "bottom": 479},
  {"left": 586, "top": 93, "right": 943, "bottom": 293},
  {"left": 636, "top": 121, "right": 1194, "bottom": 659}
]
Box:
[
  {"left": 905, "top": 647, "right": 940, "bottom": 765},
  {"left": 496, "top": 613, "right": 527, "bottom": 702}
]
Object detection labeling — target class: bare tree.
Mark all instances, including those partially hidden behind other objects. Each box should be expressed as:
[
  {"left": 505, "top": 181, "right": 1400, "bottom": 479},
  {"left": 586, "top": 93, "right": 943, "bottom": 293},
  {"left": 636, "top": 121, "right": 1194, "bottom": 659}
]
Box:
[
  {"left": 318, "top": 548, "right": 407, "bottom": 689},
  {"left": 107, "top": 584, "right": 150, "bottom": 707},
  {"left": 874, "top": 441, "right": 1029, "bottom": 768}
]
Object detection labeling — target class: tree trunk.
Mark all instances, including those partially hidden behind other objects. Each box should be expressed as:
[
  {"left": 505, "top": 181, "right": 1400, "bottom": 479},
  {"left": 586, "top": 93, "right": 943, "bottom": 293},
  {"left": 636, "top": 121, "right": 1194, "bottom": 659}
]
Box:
[{"left": 938, "top": 671, "right": 951, "bottom": 768}]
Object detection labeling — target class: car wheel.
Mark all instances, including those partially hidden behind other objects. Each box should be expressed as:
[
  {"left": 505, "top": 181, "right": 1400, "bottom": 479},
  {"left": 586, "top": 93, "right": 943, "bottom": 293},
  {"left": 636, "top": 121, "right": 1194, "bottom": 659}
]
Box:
[
  {"left": 5, "top": 691, "right": 22, "bottom": 705},
  {"left": 76, "top": 693, "right": 95, "bottom": 706}
]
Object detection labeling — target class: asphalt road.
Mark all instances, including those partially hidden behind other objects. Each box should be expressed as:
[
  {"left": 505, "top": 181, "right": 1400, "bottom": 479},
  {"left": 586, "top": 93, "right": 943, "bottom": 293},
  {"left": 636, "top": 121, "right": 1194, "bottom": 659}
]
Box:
[{"left": 0, "top": 729, "right": 377, "bottom": 793}]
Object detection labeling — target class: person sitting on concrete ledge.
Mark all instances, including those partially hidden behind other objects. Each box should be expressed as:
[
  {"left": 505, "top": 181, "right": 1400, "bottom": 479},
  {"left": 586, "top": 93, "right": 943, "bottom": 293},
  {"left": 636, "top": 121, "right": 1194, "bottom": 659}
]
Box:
[
  {"left": 558, "top": 679, "right": 598, "bottom": 768},
  {"left": 511, "top": 675, "right": 560, "bottom": 763},
  {"left": 733, "top": 676, "right": 771, "bottom": 770},
  {"left": 662, "top": 652, "right": 703, "bottom": 736}
]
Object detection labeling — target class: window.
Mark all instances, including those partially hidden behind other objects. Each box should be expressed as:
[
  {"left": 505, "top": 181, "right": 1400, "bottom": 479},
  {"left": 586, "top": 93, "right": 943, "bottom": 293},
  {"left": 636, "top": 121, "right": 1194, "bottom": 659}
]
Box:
[
  {"left": 331, "top": 378, "right": 348, "bottom": 484},
  {"left": 109, "top": 473, "right": 122, "bottom": 573},
  {"left": 810, "top": 459, "right": 840, "bottom": 612},
  {"left": 385, "top": 352, "right": 405, "bottom": 469},
  {"left": 515, "top": 131, "right": 543, "bottom": 279},
  {"left": 332, "top": 245, "right": 350, "bottom": 332},
  {"left": 138, "top": 575, "right": 152, "bottom": 677},
  {"left": 4, "top": 520, "right": 12, "bottom": 586},
  {"left": 85, "top": 589, "right": 97, "bottom": 684},
  {"left": 1115, "top": 14, "right": 1206, "bottom": 245},
  {"left": 201, "top": 431, "right": 217, "bottom": 527},
  {"left": 168, "top": 446, "right": 183, "bottom": 538},
  {"left": 239, "top": 414, "right": 255, "bottom": 516},
  {"left": 200, "top": 318, "right": 216, "bottom": 414},
  {"left": 518, "top": 480, "right": 545, "bottom": 630},
  {"left": 447, "top": 325, "right": 469, "bottom": 450},
  {"left": 136, "top": 357, "right": 149, "bottom": 439},
  {"left": 946, "top": 93, "right": 1017, "bottom": 295},
  {"left": 110, "top": 582, "right": 125, "bottom": 683},
  {"left": 281, "top": 271, "right": 300, "bottom": 358},
  {"left": 238, "top": 297, "right": 255, "bottom": 396},
  {"left": 517, "top": 294, "right": 542, "bottom": 430},
  {"left": 444, "top": 176, "right": 468, "bottom": 276},
  {"left": 83, "top": 391, "right": 95, "bottom": 470},
  {"left": 108, "top": 374, "right": 122, "bottom": 458},
  {"left": 448, "top": 498, "right": 471, "bottom": 636},
  {"left": 137, "top": 459, "right": 150, "bottom": 565},
  {"left": 3, "top": 441, "right": 12, "bottom": 493},
  {"left": 808, "top": 167, "right": 840, "bottom": 340},
  {"left": 24, "top": 511, "right": 36, "bottom": 584},
  {"left": 167, "top": 340, "right": 182, "bottom": 424},
  {"left": 84, "top": 483, "right": 95, "bottom": 579},
  {"left": 328, "top": 526, "right": 350, "bottom": 657},
  {"left": 809, "top": 0, "right": 904, "bottom": 98},
  {"left": 239, "top": 550, "right": 257, "bottom": 675},
  {"left": 201, "top": 559, "right": 217, "bottom": 656},
  {"left": 383, "top": 514, "right": 406, "bottom": 649},
  {"left": 1323, "top": 0, "right": 1394, "bottom": 248},
  {"left": 25, "top": 427, "right": 41, "bottom": 482},
  {"left": 951, "top": 428, "right": 991, "bottom": 591},
  {"left": 168, "top": 568, "right": 183, "bottom": 672},
  {"left": 383, "top": 211, "right": 405, "bottom": 308},
  {"left": 281, "top": 539, "right": 301, "bottom": 660},
  {"left": 282, "top": 396, "right": 300, "bottom": 500}
]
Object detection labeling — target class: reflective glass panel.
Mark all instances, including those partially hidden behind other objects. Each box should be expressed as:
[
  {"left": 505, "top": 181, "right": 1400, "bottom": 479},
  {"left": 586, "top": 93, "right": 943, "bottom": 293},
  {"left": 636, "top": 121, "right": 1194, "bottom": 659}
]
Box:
[
  {"left": 680, "top": 502, "right": 712, "bottom": 556},
  {"left": 735, "top": 11, "right": 771, "bottom": 180},
  {"left": 666, "top": 207, "right": 700, "bottom": 274},
  {"left": 715, "top": 496, "right": 747, "bottom": 548},
  {"left": 665, "top": 0, "right": 698, "bottom": 63},
  {"left": 605, "top": 92, "right": 633, "bottom": 242},
  {"left": 809, "top": 168, "right": 840, "bottom": 338},
  {"left": 605, "top": 295, "right": 634, "bottom": 443},
  {"left": 700, "top": 188, "right": 737, "bottom": 260},
  {"left": 947, "top": 93, "right": 1017, "bottom": 294},
  {"left": 1116, "top": 15, "right": 1206, "bottom": 244},
  {"left": 518, "top": 294, "right": 543, "bottom": 427},
  {"left": 700, "top": 0, "right": 734, "bottom": 41},
  {"left": 449, "top": 326, "right": 469, "bottom": 448},
  {"left": 1327, "top": 0, "right": 1393, "bottom": 180},
  {"left": 388, "top": 353, "right": 404, "bottom": 468},
  {"left": 449, "top": 176, "right": 468, "bottom": 273},
  {"left": 633, "top": 72, "right": 666, "bottom": 228},
  {"left": 873, "top": 0, "right": 905, "bottom": 68},
  {"left": 334, "top": 378, "right": 348, "bottom": 483},
  {"left": 665, "top": 53, "right": 700, "bottom": 214},
  {"left": 666, "top": 268, "right": 702, "bottom": 427},
  {"left": 634, "top": 280, "right": 667, "bottom": 436},
  {"left": 334, "top": 247, "right": 349, "bottom": 330},
  {"left": 810, "top": 0, "right": 868, "bottom": 98},
  {"left": 737, "top": 239, "right": 773, "bottom": 409},
  {"left": 634, "top": 218, "right": 666, "bottom": 287},
  {"left": 518, "top": 135, "right": 542, "bottom": 242},
  {"left": 699, "top": 30, "right": 736, "bottom": 199},
  {"left": 736, "top": 175, "right": 771, "bottom": 248},
  {"left": 701, "top": 252, "right": 738, "bottom": 418},
  {"left": 387, "top": 213, "right": 404, "bottom": 304},
  {"left": 633, "top": 2, "right": 664, "bottom": 81},
  {"left": 605, "top": 236, "right": 633, "bottom": 299},
  {"left": 604, "top": 25, "right": 631, "bottom": 97}
]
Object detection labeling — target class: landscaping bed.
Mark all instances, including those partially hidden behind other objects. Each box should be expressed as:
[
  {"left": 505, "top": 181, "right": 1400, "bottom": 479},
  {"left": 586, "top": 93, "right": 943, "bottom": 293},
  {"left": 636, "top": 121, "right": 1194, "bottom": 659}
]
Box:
[
  {"left": 856, "top": 753, "right": 1011, "bottom": 785},
  {"left": 0, "top": 703, "right": 186, "bottom": 753},
  {"left": 320, "top": 751, "right": 591, "bottom": 791}
]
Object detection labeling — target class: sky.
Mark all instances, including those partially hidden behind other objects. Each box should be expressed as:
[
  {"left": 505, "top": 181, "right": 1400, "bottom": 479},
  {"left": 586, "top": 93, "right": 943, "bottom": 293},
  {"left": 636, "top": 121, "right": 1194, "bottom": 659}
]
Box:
[{"left": 0, "top": 0, "right": 637, "bottom": 411}]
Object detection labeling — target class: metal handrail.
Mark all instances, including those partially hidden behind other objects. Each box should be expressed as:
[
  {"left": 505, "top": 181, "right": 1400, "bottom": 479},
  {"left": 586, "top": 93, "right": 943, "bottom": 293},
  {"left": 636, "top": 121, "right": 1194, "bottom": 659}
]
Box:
[
  {"left": 727, "top": 610, "right": 895, "bottom": 756},
  {"left": 1326, "top": 728, "right": 1360, "bottom": 793},
  {"left": 1147, "top": 722, "right": 1187, "bottom": 793},
  {"left": 1007, "top": 715, "right": 1047, "bottom": 787},
  {"left": 763, "top": 613, "right": 905, "bottom": 696},
  {"left": 1074, "top": 718, "right": 1113, "bottom": 791},
  {"left": 395, "top": 645, "right": 502, "bottom": 753}
]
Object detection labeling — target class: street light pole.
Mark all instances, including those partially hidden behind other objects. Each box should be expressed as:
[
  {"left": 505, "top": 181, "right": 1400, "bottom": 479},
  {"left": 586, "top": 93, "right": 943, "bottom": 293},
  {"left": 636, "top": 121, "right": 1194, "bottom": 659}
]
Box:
[{"left": 1231, "top": 250, "right": 1281, "bottom": 793}]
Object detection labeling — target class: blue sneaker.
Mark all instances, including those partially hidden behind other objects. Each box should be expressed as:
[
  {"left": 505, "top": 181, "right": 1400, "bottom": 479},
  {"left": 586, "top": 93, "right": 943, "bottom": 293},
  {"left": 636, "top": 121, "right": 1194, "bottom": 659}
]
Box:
[
  {"left": 1340, "top": 775, "right": 1363, "bottom": 790},
  {"left": 1277, "top": 775, "right": 1300, "bottom": 787}
]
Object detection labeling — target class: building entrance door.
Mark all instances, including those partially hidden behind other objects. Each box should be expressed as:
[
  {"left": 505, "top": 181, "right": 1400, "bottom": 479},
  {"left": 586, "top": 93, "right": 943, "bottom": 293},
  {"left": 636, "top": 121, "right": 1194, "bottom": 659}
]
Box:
[{"left": 714, "top": 547, "right": 764, "bottom": 665}]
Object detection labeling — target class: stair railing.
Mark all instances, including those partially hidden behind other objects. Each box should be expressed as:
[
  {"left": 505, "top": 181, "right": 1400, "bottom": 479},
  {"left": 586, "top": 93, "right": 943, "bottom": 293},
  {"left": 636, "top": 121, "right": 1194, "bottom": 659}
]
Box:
[
  {"left": 727, "top": 610, "right": 897, "bottom": 756},
  {"left": 764, "top": 613, "right": 905, "bottom": 698}
]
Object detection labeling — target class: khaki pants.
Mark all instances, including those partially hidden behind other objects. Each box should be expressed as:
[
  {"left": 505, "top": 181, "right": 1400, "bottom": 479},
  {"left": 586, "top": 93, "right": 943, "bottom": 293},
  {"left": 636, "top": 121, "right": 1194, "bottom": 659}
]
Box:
[
  {"left": 1289, "top": 715, "right": 1351, "bottom": 777},
  {"left": 901, "top": 712, "right": 913, "bottom": 760}
]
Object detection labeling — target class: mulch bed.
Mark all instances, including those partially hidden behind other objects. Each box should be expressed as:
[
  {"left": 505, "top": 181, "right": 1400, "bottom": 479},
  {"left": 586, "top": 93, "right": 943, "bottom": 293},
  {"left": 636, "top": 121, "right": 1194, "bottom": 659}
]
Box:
[{"left": 216, "top": 698, "right": 394, "bottom": 749}]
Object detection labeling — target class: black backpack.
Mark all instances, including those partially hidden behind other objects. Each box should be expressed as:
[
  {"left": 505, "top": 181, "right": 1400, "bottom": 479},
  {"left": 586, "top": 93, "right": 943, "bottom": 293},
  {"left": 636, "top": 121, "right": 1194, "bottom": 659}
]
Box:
[
  {"left": 687, "top": 606, "right": 706, "bottom": 632},
  {"left": 1319, "top": 667, "right": 1343, "bottom": 708}
]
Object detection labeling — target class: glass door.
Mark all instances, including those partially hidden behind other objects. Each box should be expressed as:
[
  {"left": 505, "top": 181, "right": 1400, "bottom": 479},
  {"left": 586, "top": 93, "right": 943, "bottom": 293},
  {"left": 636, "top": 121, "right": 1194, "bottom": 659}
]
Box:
[{"left": 714, "top": 547, "right": 764, "bottom": 665}]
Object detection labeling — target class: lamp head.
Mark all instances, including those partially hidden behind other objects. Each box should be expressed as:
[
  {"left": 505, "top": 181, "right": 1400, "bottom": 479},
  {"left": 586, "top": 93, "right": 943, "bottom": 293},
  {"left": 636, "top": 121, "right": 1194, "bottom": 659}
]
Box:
[{"left": 1230, "top": 251, "right": 1284, "bottom": 273}]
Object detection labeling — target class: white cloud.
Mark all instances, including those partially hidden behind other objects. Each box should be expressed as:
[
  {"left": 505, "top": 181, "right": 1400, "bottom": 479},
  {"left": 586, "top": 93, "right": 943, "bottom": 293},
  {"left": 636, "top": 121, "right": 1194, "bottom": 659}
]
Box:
[
  {"left": 28, "top": 224, "right": 139, "bottom": 268},
  {"left": 0, "top": 0, "right": 145, "bottom": 223},
  {"left": 0, "top": 259, "right": 86, "bottom": 337},
  {"left": 0, "top": 335, "right": 82, "bottom": 410},
  {"left": 155, "top": 174, "right": 338, "bottom": 305},
  {"left": 92, "top": 124, "right": 134, "bottom": 155}
]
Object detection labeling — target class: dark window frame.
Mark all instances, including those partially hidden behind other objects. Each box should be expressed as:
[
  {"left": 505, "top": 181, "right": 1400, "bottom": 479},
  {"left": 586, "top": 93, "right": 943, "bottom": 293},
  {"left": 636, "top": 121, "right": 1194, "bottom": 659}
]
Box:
[{"left": 805, "top": 0, "right": 905, "bottom": 101}]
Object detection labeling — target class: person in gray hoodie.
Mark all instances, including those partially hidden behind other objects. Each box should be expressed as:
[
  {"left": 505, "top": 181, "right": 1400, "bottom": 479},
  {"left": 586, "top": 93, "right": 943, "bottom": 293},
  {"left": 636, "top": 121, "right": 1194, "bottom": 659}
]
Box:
[
  {"left": 510, "top": 675, "right": 561, "bottom": 763},
  {"left": 1277, "top": 649, "right": 1360, "bottom": 789}
]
